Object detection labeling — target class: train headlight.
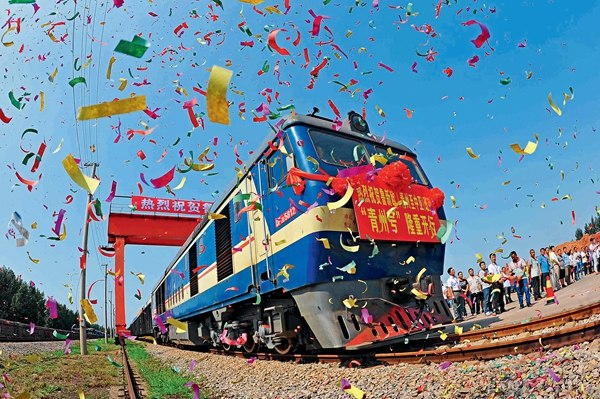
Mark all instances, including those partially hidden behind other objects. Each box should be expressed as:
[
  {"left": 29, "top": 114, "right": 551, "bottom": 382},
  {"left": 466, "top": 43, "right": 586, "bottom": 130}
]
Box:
[{"left": 348, "top": 111, "right": 369, "bottom": 134}]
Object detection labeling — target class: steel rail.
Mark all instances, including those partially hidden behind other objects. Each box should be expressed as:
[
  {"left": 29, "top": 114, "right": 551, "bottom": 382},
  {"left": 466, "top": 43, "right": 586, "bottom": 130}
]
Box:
[
  {"left": 120, "top": 337, "right": 143, "bottom": 399},
  {"left": 208, "top": 308, "right": 600, "bottom": 366}
]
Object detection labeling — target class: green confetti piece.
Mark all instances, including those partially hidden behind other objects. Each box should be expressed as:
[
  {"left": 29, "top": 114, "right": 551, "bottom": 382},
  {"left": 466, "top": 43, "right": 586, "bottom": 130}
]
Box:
[
  {"left": 499, "top": 77, "right": 511, "bottom": 85},
  {"left": 8, "top": 0, "right": 36, "bottom": 4},
  {"left": 52, "top": 330, "right": 69, "bottom": 340},
  {"left": 66, "top": 11, "right": 80, "bottom": 21},
  {"left": 8, "top": 91, "right": 24, "bottom": 110},
  {"left": 114, "top": 35, "right": 150, "bottom": 58},
  {"left": 68, "top": 77, "right": 86, "bottom": 87}
]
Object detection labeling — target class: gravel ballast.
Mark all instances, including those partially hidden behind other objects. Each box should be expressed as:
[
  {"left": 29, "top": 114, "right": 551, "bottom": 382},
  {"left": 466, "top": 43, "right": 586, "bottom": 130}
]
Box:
[{"left": 145, "top": 339, "right": 600, "bottom": 399}]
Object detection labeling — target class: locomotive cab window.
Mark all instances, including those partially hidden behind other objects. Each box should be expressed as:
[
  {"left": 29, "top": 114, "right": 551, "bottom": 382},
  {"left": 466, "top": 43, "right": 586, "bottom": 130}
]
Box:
[
  {"left": 266, "top": 136, "right": 294, "bottom": 190},
  {"left": 308, "top": 129, "right": 369, "bottom": 168},
  {"left": 374, "top": 146, "right": 429, "bottom": 186}
]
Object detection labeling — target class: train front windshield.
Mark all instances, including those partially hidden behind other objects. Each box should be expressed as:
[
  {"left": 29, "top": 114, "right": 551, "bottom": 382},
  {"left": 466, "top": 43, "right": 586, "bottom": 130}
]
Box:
[{"left": 308, "top": 129, "right": 429, "bottom": 186}]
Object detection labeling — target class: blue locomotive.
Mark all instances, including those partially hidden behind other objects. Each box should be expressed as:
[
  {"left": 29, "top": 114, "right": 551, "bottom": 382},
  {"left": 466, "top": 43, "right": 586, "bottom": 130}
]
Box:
[{"left": 129, "top": 110, "right": 452, "bottom": 353}]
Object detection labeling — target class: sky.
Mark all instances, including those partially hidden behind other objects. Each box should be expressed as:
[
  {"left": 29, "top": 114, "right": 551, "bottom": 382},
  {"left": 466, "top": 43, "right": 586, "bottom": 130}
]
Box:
[{"left": 1, "top": 0, "right": 599, "bottom": 325}]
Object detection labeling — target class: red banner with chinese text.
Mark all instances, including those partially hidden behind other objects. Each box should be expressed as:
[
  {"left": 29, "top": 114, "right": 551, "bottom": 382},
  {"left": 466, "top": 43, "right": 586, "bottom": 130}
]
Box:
[
  {"left": 351, "top": 182, "right": 441, "bottom": 243},
  {"left": 131, "top": 196, "right": 210, "bottom": 216}
]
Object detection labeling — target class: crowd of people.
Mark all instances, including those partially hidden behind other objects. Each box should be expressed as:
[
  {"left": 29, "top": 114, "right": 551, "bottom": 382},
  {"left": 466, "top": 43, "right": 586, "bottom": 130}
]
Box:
[{"left": 443, "top": 238, "right": 600, "bottom": 322}]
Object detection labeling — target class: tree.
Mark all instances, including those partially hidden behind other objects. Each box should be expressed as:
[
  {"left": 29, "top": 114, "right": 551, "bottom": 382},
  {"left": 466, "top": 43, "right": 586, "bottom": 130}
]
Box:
[
  {"left": 0, "top": 267, "right": 20, "bottom": 319},
  {"left": 575, "top": 228, "right": 584, "bottom": 240},
  {"left": 10, "top": 284, "right": 46, "bottom": 325}
]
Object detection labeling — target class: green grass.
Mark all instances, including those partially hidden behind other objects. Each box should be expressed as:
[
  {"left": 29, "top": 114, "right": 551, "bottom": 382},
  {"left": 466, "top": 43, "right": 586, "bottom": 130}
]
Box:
[
  {"left": 126, "top": 342, "right": 209, "bottom": 399},
  {"left": 0, "top": 339, "right": 121, "bottom": 399}
]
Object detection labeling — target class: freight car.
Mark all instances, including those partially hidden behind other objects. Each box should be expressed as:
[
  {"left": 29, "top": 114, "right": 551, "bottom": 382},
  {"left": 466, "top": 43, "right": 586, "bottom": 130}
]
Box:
[
  {"left": 0, "top": 318, "right": 78, "bottom": 342},
  {"left": 130, "top": 110, "right": 453, "bottom": 353}
]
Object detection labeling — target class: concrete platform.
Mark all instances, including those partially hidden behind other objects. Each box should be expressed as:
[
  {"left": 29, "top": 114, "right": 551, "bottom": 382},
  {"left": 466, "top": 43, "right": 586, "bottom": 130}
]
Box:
[{"left": 445, "top": 272, "right": 600, "bottom": 333}]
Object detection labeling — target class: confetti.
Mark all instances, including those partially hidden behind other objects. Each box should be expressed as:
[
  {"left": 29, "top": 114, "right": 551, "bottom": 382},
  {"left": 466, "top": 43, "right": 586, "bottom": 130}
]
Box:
[
  {"left": 207, "top": 66, "right": 233, "bottom": 125},
  {"left": 77, "top": 96, "right": 147, "bottom": 120}
]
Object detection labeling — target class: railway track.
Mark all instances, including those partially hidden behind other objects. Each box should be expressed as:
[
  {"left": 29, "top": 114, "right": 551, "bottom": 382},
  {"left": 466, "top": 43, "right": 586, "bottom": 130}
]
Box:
[
  {"left": 207, "top": 301, "right": 600, "bottom": 366},
  {"left": 118, "top": 337, "right": 145, "bottom": 399}
]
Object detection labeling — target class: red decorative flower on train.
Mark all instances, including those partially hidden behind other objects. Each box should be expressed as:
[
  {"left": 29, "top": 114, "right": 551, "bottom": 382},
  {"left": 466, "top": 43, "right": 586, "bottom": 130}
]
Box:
[
  {"left": 374, "top": 161, "right": 412, "bottom": 191},
  {"left": 429, "top": 187, "right": 445, "bottom": 209}
]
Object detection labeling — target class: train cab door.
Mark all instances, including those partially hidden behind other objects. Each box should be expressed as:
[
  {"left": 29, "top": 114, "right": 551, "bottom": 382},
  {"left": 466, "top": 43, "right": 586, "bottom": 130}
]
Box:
[
  {"left": 260, "top": 139, "right": 296, "bottom": 286},
  {"left": 250, "top": 159, "right": 276, "bottom": 291},
  {"left": 236, "top": 175, "right": 261, "bottom": 292}
]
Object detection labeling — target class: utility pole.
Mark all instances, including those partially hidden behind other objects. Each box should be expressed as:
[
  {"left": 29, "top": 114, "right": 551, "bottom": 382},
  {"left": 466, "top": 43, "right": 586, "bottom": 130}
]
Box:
[
  {"left": 78, "top": 162, "right": 98, "bottom": 355},
  {"left": 103, "top": 263, "right": 108, "bottom": 344},
  {"left": 109, "top": 290, "right": 114, "bottom": 339}
]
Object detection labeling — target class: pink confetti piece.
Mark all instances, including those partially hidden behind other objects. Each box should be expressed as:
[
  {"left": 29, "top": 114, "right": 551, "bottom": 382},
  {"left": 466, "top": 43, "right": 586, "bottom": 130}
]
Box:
[
  {"left": 462, "top": 20, "right": 490, "bottom": 48},
  {"left": 29, "top": 322, "right": 35, "bottom": 335},
  {"left": 106, "top": 180, "right": 117, "bottom": 202},
  {"left": 468, "top": 55, "right": 480, "bottom": 67},
  {"left": 547, "top": 368, "right": 561, "bottom": 382},
  {"left": 439, "top": 361, "right": 452, "bottom": 370},
  {"left": 46, "top": 297, "right": 58, "bottom": 319},
  {"left": 188, "top": 359, "right": 198, "bottom": 372},
  {"left": 184, "top": 382, "right": 200, "bottom": 399},
  {"left": 154, "top": 315, "right": 167, "bottom": 334}
]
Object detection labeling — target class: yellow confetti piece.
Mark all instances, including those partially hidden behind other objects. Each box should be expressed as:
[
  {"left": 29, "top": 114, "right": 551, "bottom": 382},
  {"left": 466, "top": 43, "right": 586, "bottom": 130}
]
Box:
[
  {"left": 439, "top": 331, "right": 448, "bottom": 341},
  {"left": 475, "top": 253, "right": 483, "bottom": 262},
  {"left": 77, "top": 95, "right": 147, "bottom": 120},
  {"left": 274, "top": 239, "right": 286, "bottom": 246},
  {"left": 344, "top": 385, "right": 366, "bottom": 399},
  {"left": 547, "top": 92, "right": 562, "bottom": 116},
  {"left": 415, "top": 267, "right": 426, "bottom": 283},
  {"left": 509, "top": 140, "right": 538, "bottom": 155},
  {"left": 450, "top": 195, "right": 458, "bottom": 208},
  {"left": 106, "top": 56, "right": 116, "bottom": 80},
  {"left": 357, "top": 279, "right": 368, "bottom": 294},
  {"left": 502, "top": 181, "right": 511, "bottom": 186},
  {"left": 172, "top": 177, "right": 186, "bottom": 191},
  {"left": 27, "top": 251, "right": 40, "bottom": 264},
  {"left": 370, "top": 154, "right": 388, "bottom": 166},
  {"left": 466, "top": 147, "right": 480, "bottom": 159},
  {"left": 239, "top": 0, "right": 264, "bottom": 4},
  {"left": 14, "top": 392, "right": 31, "bottom": 399},
  {"left": 49, "top": 68, "right": 58, "bottom": 82},
  {"left": 316, "top": 237, "right": 331, "bottom": 249},
  {"left": 68, "top": 291, "right": 73, "bottom": 305},
  {"left": 207, "top": 65, "right": 233, "bottom": 125},
  {"left": 1, "top": 27, "right": 15, "bottom": 47},
  {"left": 343, "top": 295, "right": 358, "bottom": 309},
  {"left": 375, "top": 105, "right": 386, "bottom": 118},
  {"left": 166, "top": 317, "right": 187, "bottom": 333},
  {"left": 454, "top": 325, "right": 463, "bottom": 335},
  {"left": 340, "top": 234, "right": 360, "bottom": 253},
  {"left": 62, "top": 154, "right": 100, "bottom": 194},
  {"left": 152, "top": 337, "right": 157, "bottom": 345},
  {"left": 118, "top": 78, "right": 127, "bottom": 91},
  {"left": 264, "top": 5, "right": 283, "bottom": 14},
  {"left": 411, "top": 288, "right": 428, "bottom": 300},
  {"left": 78, "top": 391, "right": 85, "bottom": 399},
  {"left": 406, "top": 256, "right": 416, "bottom": 265},
  {"left": 39, "top": 91, "right": 45, "bottom": 112},
  {"left": 81, "top": 299, "right": 98, "bottom": 324},
  {"left": 208, "top": 212, "right": 227, "bottom": 220},
  {"left": 276, "top": 264, "right": 294, "bottom": 281},
  {"left": 327, "top": 184, "right": 354, "bottom": 210}
]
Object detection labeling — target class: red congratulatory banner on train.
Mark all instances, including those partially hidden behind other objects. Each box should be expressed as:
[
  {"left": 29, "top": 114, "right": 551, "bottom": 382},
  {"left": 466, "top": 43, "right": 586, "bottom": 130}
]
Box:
[
  {"left": 131, "top": 196, "right": 210, "bottom": 216},
  {"left": 351, "top": 182, "right": 441, "bottom": 243}
]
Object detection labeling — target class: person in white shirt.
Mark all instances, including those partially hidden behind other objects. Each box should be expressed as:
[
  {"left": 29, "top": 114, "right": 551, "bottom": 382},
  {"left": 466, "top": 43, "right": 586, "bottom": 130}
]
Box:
[
  {"left": 466, "top": 267, "right": 483, "bottom": 315},
  {"left": 488, "top": 253, "right": 505, "bottom": 314},
  {"left": 509, "top": 250, "right": 532, "bottom": 309},
  {"left": 446, "top": 267, "right": 464, "bottom": 322},
  {"left": 592, "top": 238, "right": 600, "bottom": 273},
  {"left": 528, "top": 249, "right": 542, "bottom": 300},
  {"left": 478, "top": 261, "right": 493, "bottom": 316},
  {"left": 548, "top": 246, "right": 561, "bottom": 291}
]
